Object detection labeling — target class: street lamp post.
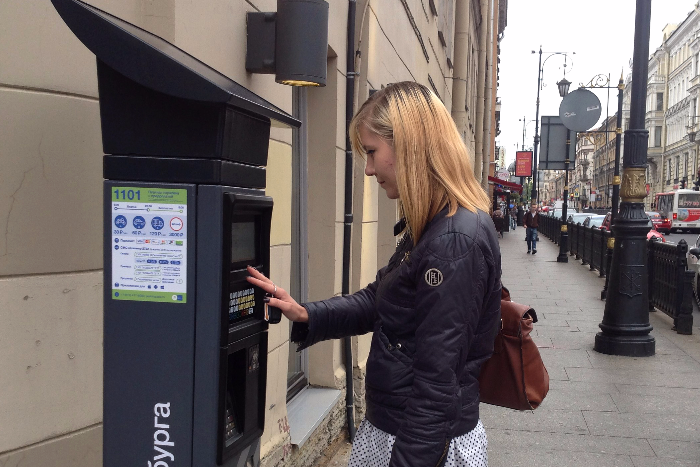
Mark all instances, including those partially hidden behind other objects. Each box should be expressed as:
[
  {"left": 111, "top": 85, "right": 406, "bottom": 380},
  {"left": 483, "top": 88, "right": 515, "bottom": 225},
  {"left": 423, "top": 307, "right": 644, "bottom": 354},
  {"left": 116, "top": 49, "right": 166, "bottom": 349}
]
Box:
[
  {"left": 594, "top": 0, "right": 655, "bottom": 357},
  {"left": 573, "top": 73, "right": 625, "bottom": 299},
  {"left": 532, "top": 47, "right": 575, "bottom": 205},
  {"left": 557, "top": 78, "right": 572, "bottom": 263}
]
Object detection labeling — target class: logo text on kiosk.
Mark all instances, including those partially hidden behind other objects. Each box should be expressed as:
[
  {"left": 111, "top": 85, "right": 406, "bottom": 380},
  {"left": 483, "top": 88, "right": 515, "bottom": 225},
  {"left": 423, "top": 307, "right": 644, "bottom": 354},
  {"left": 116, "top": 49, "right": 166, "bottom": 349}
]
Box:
[{"left": 148, "top": 402, "right": 174, "bottom": 467}]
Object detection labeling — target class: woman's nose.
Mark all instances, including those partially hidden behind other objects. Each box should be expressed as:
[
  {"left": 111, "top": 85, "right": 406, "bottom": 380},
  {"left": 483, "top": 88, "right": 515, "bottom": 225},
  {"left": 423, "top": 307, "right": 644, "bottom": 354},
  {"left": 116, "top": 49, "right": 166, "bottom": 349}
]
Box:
[{"left": 365, "top": 158, "right": 375, "bottom": 177}]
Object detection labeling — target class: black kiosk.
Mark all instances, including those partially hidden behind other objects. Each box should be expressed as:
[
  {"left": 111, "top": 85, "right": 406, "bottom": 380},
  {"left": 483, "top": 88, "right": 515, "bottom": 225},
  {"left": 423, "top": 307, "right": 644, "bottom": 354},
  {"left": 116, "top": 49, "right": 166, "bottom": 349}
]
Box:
[{"left": 50, "top": 1, "right": 301, "bottom": 466}]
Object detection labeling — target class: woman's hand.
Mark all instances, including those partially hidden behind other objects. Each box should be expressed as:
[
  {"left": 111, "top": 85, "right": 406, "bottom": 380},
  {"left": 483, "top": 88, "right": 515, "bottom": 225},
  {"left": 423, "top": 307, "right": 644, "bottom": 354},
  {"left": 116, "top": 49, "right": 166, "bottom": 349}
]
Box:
[{"left": 246, "top": 266, "right": 309, "bottom": 323}]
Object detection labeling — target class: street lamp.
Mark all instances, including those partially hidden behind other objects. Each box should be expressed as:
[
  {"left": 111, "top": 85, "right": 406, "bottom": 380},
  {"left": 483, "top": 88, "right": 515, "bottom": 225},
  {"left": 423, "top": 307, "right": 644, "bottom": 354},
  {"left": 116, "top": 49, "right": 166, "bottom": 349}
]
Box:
[
  {"left": 557, "top": 78, "right": 571, "bottom": 98},
  {"left": 594, "top": 0, "right": 655, "bottom": 357},
  {"left": 531, "top": 47, "right": 575, "bottom": 204},
  {"left": 556, "top": 78, "right": 572, "bottom": 263}
]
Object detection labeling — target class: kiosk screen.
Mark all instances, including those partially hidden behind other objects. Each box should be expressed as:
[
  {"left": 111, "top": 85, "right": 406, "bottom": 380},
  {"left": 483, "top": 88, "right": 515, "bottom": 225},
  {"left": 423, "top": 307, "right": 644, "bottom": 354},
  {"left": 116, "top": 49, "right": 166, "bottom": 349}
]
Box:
[{"left": 231, "top": 221, "right": 256, "bottom": 264}]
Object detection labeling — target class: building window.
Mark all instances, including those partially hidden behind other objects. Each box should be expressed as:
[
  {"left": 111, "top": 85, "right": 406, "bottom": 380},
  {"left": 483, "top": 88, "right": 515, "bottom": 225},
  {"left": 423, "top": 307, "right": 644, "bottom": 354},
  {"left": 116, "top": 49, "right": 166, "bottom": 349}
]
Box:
[
  {"left": 654, "top": 126, "right": 662, "bottom": 147},
  {"left": 656, "top": 92, "right": 663, "bottom": 111},
  {"left": 676, "top": 156, "right": 680, "bottom": 181},
  {"left": 667, "top": 159, "right": 672, "bottom": 183}
]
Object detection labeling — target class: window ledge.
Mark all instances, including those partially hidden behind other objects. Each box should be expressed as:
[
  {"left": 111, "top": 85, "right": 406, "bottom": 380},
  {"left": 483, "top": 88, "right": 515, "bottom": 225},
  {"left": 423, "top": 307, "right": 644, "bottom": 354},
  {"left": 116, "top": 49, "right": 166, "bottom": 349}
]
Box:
[{"left": 287, "top": 387, "right": 342, "bottom": 447}]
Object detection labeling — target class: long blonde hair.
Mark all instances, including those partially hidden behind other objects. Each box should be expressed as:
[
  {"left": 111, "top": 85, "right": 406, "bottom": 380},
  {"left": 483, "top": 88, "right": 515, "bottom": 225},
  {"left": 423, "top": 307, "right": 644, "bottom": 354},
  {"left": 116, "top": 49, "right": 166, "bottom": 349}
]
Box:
[{"left": 349, "top": 81, "right": 490, "bottom": 242}]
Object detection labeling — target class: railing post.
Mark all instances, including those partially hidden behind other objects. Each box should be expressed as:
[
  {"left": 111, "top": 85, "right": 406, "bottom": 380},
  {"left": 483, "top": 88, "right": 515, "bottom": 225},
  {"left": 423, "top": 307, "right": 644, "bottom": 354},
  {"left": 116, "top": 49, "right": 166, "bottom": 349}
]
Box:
[
  {"left": 647, "top": 237, "right": 656, "bottom": 312},
  {"left": 675, "top": 240, "right": 693, "bottom": 334},
  {"left": 601, "top": 233, "right": 613, "bottom": 300},
  {"left": 599, "top": 229, "right": 606, "bottom": 277}
]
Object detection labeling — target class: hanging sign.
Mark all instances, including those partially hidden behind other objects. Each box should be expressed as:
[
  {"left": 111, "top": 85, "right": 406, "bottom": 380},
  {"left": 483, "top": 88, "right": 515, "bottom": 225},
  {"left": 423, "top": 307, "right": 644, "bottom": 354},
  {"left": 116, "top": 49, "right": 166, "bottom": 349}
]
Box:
[{"left": 515, "top": 151, "right": 532, "bottom": 177}]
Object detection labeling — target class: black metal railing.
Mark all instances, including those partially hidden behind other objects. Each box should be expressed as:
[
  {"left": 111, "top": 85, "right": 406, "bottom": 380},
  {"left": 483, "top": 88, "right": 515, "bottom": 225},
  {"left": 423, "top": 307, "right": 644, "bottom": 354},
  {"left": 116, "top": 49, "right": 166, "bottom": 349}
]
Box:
[
  {"left": 539, "top": 222, "right": 693, "bottom": 334},
  {"left": 566, "top": 222, "right": 610, "bottom": 277},
  {"left": 648, "top": 238, "right": 694, "bottom": 334}
]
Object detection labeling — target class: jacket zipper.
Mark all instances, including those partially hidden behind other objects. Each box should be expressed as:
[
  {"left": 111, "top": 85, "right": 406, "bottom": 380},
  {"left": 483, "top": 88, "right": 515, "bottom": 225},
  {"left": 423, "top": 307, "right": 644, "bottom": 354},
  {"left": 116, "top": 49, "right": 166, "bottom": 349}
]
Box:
[{"left": 435, "top": 440, "right": 449, "bottom": 467}]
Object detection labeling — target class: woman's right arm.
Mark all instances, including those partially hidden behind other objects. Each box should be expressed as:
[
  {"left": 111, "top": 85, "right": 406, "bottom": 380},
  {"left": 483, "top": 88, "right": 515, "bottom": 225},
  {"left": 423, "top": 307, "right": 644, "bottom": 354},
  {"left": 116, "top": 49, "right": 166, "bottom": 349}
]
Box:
[
  {"left": 292, "top": 280, "right": 379, "bottom": 350},
  {"left": 246, "top": 265, "right": 380, "bottom": 350}
]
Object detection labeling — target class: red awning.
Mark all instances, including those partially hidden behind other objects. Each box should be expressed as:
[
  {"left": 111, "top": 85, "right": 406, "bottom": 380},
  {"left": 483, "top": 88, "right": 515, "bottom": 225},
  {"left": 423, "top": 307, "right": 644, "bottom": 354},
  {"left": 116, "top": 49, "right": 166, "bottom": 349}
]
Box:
[{"left": 488, "top": 176, "right": 523, "bottom": 193}]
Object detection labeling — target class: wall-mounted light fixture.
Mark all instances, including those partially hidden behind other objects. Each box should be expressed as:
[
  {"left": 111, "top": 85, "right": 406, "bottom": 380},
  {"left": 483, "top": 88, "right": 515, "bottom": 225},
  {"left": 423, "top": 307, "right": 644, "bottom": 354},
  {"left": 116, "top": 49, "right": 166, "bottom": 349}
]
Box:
[{"left": 246, "top": 0, "right": 329, "bottom": 87}]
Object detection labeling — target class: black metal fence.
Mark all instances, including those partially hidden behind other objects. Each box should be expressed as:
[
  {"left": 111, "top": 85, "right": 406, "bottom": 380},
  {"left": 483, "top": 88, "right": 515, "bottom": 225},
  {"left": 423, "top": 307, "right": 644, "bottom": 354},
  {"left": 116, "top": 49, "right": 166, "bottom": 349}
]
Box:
[
  {"left": 648, "top": 239, "right": 695, "bottom": 335},
  {"left": 537, "top": 215, "right": 693, "bottom": 334}
]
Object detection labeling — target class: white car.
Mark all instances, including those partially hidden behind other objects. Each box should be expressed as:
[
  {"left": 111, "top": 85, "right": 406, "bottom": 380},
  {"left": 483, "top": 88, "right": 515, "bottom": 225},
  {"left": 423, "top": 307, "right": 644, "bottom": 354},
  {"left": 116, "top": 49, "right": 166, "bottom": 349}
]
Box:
[{"left": 688, "top": 235, "right": 700, "bottom": 302}]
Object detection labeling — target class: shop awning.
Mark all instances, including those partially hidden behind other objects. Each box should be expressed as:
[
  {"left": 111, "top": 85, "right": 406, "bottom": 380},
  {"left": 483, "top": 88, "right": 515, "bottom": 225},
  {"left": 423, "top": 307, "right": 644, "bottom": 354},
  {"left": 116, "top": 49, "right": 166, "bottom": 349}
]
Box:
[{"left": 488, "top": 176, "right": 523, "bottom": 193}]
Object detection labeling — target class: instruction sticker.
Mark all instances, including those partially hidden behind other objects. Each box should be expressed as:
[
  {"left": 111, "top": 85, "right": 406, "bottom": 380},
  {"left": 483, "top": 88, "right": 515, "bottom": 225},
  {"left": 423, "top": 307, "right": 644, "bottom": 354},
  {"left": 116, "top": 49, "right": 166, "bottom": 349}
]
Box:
[{"left": 111, "top": 187, "right": 188, "bottom": 303}]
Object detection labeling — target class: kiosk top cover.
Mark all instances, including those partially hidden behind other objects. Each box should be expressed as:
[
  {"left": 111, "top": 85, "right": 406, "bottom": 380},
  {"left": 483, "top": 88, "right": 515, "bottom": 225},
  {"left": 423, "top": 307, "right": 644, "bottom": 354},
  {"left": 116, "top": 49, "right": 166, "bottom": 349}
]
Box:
[{"left": 51, "top": 0, "right": 300, "bottom": 129}]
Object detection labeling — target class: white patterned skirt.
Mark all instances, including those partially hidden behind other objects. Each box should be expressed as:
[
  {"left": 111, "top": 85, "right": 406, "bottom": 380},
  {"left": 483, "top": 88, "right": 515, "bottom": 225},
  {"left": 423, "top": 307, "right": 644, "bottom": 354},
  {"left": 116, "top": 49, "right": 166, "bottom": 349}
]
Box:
[{"left": 348, "top": 418, "right": 488, "bottom": 467}]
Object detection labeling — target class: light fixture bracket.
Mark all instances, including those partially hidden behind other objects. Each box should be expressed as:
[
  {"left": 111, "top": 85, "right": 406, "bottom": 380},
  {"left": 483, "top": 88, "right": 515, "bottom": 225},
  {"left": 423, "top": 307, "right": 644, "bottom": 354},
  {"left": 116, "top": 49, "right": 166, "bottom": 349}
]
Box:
[{"left": 246, "top": 12, "right": 277, "bottom": 74}]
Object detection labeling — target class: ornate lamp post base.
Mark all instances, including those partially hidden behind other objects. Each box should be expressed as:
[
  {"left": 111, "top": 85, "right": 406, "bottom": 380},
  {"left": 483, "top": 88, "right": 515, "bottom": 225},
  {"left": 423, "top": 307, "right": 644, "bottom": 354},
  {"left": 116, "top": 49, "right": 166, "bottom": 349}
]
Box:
[
  {"left": 557, "top": 226, "right": 569, "bottom": 262},
  {"left": 595, "top": 177, "right": 655, "bottom": 356},
  {"left": 594, "top": 332, "right": 655, "bottom": 356}
]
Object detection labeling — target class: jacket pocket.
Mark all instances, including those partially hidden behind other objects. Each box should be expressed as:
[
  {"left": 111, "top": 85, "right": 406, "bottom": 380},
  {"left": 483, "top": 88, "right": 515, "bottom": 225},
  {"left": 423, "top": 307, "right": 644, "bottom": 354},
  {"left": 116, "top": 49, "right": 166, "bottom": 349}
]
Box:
[{"left": 365, "top": 329, "right": 414, "bottom": 395}]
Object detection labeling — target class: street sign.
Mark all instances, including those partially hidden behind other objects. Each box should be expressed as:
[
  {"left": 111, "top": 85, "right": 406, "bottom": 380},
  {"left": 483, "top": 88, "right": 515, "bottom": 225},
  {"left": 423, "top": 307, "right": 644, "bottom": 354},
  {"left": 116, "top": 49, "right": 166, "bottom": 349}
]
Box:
[
  {"left": 559, "top": 88, "right": 602, "bottom": 132},
  {"left": 539, "top": 116, "right": 576, "bottom": 170}
]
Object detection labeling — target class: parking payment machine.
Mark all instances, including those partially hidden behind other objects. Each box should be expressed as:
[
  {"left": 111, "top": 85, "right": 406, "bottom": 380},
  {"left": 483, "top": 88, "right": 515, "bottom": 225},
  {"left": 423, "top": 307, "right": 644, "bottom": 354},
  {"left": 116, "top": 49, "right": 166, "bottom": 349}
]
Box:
[{"left": 51, "top": 1, "right": 301, "bottom": 466}]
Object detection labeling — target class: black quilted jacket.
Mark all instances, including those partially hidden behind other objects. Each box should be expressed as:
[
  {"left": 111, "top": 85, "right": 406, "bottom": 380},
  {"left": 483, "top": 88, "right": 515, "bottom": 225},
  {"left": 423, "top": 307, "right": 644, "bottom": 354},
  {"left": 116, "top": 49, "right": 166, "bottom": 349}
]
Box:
[{"left": 291, "top": 207, "right": 502, "bottom": 467}]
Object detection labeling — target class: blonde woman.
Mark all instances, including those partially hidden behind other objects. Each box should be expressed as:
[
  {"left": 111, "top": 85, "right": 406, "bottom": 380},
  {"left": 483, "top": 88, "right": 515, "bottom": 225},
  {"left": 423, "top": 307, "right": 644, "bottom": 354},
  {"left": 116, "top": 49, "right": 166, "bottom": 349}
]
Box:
[{"left": 247, "top": 82, "right": 502, "bottom": 467}]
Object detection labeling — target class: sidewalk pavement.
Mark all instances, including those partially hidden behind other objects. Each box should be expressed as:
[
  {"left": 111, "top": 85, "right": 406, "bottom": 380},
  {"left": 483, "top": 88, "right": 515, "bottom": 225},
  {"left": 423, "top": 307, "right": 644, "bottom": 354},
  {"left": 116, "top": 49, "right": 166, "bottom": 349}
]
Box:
[{"left": 315, "top": 225, "right": 700, "bottom": 467}]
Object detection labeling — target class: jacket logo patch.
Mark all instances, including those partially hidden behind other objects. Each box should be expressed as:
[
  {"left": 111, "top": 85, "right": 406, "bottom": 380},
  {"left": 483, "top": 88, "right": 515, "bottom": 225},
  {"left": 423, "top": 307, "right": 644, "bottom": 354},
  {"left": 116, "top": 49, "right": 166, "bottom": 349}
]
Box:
[{"left": 424, "top": 268, "right": 443, "bottom": 286}]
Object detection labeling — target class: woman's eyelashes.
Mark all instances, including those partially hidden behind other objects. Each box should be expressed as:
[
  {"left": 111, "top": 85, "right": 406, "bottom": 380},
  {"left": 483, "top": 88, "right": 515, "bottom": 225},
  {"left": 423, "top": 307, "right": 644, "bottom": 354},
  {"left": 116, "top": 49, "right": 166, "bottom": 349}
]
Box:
[{"left": 365, "top": 149, "right": 375, "bottom": 157}]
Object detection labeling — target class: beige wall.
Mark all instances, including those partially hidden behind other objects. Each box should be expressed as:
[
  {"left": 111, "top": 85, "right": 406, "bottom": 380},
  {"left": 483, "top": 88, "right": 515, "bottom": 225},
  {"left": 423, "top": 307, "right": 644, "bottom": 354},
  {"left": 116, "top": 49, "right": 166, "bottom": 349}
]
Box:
[{"left": 1, "top": 0, "right": 498, "bottom": 465}]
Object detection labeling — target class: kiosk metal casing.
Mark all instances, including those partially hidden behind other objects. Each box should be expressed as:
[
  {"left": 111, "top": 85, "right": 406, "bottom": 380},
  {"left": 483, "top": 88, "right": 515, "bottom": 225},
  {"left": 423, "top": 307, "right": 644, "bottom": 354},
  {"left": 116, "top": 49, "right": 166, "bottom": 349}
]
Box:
[{"left": 51, "top": 0, "right": 301, "bottom": 465}]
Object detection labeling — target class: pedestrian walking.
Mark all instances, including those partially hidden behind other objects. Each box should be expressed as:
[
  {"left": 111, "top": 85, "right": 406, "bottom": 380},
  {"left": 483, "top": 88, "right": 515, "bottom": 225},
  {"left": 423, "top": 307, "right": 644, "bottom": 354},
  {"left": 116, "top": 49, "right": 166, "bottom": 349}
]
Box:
[
  {"left": 246, "top": 82, "right": 501, "bottom": 467},
  {"left": 510, "top": 205, "right": 517, "bottom": 230},
  {"left": 524, "top": 203, "right": 539, "bottom": 254},
  {"left": 492, "top": 207, "right": 504, "bottom": 238}
]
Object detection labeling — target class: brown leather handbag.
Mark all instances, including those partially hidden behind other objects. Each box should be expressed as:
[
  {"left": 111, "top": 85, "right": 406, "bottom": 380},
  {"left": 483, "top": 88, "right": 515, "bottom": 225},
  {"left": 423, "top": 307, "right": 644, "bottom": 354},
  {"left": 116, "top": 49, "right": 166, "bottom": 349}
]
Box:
[{"left": 478, "top": 286, "right": 549, "bottom": 410}]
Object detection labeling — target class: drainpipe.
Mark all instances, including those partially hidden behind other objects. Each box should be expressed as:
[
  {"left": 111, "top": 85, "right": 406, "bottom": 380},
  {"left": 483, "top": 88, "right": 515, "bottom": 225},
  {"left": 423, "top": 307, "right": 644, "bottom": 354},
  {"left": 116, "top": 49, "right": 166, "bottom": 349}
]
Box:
[
  {"left": 482, "top": 0, "right": 494, "bottom": 188},
  {"left": 475, "top": 0, "right": 489, "bottom": 183},
  {"left": 342, "top": 0, "right": 357, "bottom": 442}
]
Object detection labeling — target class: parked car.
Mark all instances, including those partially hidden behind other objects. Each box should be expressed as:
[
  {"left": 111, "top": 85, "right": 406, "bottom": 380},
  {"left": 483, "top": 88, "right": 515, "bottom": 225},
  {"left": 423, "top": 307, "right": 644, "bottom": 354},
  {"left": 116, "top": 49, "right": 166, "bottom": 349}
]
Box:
[
  {"left": 646, "top": 211, "right": 671, "bottom": 235},
  {"left": 583, "top": 215, "right": 606, "bottom": 229},
  {"left": 688, "top": 234, "right": 700, "bottom": 302},
  {"left": 567, "top": 213, "right": 590, "bottom": 224},
  {"left": 600, "top": 212, "right": 665, "bottom": 242}
]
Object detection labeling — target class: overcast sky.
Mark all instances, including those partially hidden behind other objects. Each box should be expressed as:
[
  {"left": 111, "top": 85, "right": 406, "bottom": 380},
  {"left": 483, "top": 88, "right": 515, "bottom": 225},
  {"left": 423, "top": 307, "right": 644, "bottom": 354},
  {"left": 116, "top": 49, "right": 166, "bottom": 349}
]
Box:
[{"left": 498, "top": 0, "right": 698, "bottom": 168}]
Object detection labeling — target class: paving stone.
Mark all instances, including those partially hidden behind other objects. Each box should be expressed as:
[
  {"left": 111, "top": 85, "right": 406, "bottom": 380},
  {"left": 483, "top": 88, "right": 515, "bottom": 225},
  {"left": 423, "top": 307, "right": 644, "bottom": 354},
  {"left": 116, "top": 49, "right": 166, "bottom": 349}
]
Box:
[
  {"left": 488, "top": 429, "right": 654, "bottom": 457},
  {"left": 615, "top": 383, "right": 700, "bottom": 398},
  {"left": 583, "top": 411, "right": 700, "bottom": 442},
  {"left": 646, "top": 439, "right": 700, "bottom": 461},
  {"left": 539, "top": 347, "right": 592, "bottom": 368},
  {"left": 549, "top": 379, "right": 620, "bottom": 394},
  {"left": 489, "top": 450, "right": 634, "bottom": 467},
  {"left": 566, "top": 366, "right": 700, "bottom": 388},
  {"left": 585, "top": 351, "right": 700, "bottom": 373},
  {"left": 532, "top": 335, "right": 554, "bottom": 348},
  {"left": 548, "top": 332, "right": 598, "bottom": 351},
  {"left": 534, "top": 317, "right": 577, "bottom": 328},
  {"left": 539, "top": 389, "right": 617, "bottom": 412},
  {"left": 629, "top": 456, "right": 699, "bottom": 466},
  {"left": 480, "top": 406, "right": 589, "bottom": 435},
  {"left": 610, "top": 392, "right": 700, "bottom": 416}
]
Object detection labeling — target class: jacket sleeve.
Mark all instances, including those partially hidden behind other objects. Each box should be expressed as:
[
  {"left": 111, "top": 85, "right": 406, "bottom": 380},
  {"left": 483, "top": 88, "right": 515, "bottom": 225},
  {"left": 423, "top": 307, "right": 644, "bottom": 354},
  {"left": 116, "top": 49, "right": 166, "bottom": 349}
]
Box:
[
  {"left": 290, "top": 271, "right": 381, "bottom": 351},
  {"left": 389, "top": 232, "right": 489, "bottom": 467}
]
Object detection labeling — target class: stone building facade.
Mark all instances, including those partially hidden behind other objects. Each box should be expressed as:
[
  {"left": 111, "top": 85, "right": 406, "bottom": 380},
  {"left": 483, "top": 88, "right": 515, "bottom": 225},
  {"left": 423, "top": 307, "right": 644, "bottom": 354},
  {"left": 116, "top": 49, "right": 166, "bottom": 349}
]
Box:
[{"left": 0, "top": 0, "right": 505, "bottom": 465}]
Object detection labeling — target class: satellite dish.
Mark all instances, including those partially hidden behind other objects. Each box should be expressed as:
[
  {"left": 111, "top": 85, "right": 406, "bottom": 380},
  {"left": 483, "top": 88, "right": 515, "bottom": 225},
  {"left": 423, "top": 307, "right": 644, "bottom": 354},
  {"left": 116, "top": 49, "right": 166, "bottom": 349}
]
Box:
[{"left": 559, "top": 88, "right": 602, "bottom": 132}]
